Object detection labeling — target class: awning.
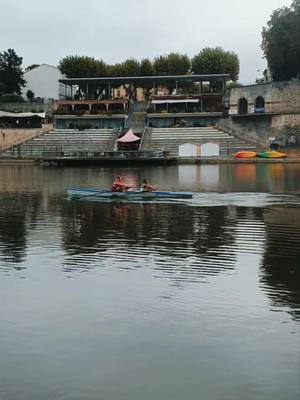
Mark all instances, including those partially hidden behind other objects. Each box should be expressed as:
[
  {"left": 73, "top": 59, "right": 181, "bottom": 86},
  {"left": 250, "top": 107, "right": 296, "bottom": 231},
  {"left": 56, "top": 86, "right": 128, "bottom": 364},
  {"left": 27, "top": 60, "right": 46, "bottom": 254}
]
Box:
[
  {"left": 117, "top": 129, "right": 140, "bottom": 143},
  {"left": 0, "top": 111, "right": 46, "bottom": 118},
  {"left": 151, "top": 99, "right": 199, "bottom": 105}
]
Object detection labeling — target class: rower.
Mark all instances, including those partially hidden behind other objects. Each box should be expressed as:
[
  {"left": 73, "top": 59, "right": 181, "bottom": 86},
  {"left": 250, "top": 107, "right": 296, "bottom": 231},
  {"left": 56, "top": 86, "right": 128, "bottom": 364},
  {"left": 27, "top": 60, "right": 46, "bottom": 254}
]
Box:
[
  {"left": 140, "top": 178, "right": 156, "bottom": 192},
  {"left": 112, "top": 176, "right": 130, "bottom": 192}
]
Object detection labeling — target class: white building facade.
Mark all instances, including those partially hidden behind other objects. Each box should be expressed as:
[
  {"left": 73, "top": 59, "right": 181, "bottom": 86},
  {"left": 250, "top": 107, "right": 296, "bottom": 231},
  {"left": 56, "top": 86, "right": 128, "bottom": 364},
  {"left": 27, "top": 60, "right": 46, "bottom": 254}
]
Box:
[{"left": 22, "top": 64, "right": 71, "bottom": 101}]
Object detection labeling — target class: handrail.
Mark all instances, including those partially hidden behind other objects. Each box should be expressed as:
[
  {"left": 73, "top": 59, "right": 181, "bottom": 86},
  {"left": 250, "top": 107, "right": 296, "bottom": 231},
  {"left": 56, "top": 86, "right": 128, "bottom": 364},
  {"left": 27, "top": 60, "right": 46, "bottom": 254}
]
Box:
[
  {"left": 111, "top": 128, "right": 121, "bottom": 151},
  {"left": 0, "top": 149, "right": 167, "bottom": 160},
  {"left": 138, "top": 126, "right": 147, "bottom": 151}
]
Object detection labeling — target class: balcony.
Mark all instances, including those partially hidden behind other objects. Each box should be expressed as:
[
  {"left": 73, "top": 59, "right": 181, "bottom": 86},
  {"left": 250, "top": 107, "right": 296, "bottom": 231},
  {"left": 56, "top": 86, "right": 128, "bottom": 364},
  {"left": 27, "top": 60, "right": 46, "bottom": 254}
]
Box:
[
  {"left": 148, "top": 94, "right": 224, "bottom": 114},
  {"left": 55, "top": 99, "right": 129, "bottom": 116}
]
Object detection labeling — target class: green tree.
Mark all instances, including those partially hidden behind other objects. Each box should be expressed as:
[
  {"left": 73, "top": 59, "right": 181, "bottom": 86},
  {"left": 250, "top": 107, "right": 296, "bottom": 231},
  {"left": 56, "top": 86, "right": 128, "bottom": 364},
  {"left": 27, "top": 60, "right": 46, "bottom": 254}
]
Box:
[
  {"left": 58, "top": 55, "right": 108, "bottom": 78},
  {"left": 153, "top": 53, "right": 190, "bottom": 75},
  {"left": 0, "top": 49, "right": 26, "bottom": 94},
  {"left": 26, "top": 89, "right": 35, "bottom": 102},
  {"left": 0, "top": 94, "right": 24, "bottom": 103},
  {"left": 108, "top": 63, "right": 124, "bottom": 76},
  {"left": 261, "top": 0, "right": 300, "bottom": 81},
  {"left": 139, "top": 58, "right": 154, "bottom": 98},
  {"left": 153, "top": 53, "right": 190, "bottom": 93},
  {"left": 122, "top": 58, "right": 141, "bottom": 76},
  {"left": 153, "top": 55, "right": 168, "bottom": 75},
  {"left": 140, "top": 58, "right": 154, "bottom": 76},
  {"left": 109, "top": 58, "right": 141, "bottom": 76},
  {"left": 191, "top": 47, "right": 239, "bottom": 81},
  {"left": 166, "top": 53, "right": 190, "bottom": 75},
  {"left": 59, "top": 56, "right": 108, "bottom": 99}
]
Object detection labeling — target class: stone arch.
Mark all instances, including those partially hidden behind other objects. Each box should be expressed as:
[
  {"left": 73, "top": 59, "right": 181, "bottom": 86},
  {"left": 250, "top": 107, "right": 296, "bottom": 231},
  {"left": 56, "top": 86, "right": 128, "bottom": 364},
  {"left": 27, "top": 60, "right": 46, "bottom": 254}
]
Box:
[
  {"left": 255, "top": 96, "right": 265, "bottom": 112},
  {"left": 238, "top": 98, "right": 248, "bottom": 115}
]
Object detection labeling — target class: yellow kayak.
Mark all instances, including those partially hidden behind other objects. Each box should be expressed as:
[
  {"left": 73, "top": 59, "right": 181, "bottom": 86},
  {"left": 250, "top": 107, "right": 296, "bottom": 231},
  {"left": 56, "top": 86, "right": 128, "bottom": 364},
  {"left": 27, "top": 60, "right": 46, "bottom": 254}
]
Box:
[{"left": 258, "top": 151, "right": 287, "bottom": 159}]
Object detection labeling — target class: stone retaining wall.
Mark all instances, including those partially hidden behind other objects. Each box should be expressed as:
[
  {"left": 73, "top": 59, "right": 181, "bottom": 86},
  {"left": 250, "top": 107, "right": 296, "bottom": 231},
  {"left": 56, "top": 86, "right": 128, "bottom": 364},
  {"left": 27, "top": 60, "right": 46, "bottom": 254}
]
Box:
[
  {"left": 230, "top": 81, "right": 300, "bottom": 114},
  {"left": 226, "top": 81, "right": 300, "bottom": 146},
  {"left": 0, "top": 124, "right": 52, "bottom": 152},
  {"left": 220, "top": 113, "right": 300, "bottom": 147}
]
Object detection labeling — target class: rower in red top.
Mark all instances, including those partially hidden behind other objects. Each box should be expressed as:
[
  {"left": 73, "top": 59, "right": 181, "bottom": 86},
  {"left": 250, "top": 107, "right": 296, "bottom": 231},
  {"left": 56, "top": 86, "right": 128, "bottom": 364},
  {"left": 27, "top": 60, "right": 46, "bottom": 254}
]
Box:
[
  {"left": 140, "top": 178, "right": 156, "bottom": 192},
  {"left": 111, "top": 176, "right": 131, "bottom": 192}
]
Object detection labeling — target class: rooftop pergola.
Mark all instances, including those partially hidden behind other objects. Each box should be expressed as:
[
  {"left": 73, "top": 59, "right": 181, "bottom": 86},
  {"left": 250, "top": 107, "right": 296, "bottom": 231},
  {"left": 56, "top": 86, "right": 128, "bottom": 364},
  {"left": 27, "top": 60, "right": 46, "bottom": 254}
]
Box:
[
  {"left": 59, "top": 74, "right": 230, "bottom": 99},
  {"left": 59, "top": 74, "right": 230, "bottom": 86}
]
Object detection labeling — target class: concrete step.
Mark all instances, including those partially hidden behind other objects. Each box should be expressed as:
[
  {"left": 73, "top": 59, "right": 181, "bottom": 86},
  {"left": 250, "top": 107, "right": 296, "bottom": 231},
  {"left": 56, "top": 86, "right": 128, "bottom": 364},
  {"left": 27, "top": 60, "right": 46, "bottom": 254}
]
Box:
[
  {"left": 142, "top": 126, "right": 257, "bottom": 156},
  {"left": 33, "top": 138, "right": 112, "bottom": 142}
]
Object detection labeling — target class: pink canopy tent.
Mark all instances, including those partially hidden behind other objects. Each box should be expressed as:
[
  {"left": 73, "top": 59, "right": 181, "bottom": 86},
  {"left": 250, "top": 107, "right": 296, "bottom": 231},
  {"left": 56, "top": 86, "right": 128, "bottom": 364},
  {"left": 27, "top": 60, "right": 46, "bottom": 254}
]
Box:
[{"left": 117, "top": 129, "right": 140, "bottom": 143}]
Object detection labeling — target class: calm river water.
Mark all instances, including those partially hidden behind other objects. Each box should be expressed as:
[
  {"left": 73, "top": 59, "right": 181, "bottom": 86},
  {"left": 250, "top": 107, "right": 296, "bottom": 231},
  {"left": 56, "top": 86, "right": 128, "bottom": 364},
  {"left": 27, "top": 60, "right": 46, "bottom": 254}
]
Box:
[{"left": 0, "top": 163, "right": 299, "bottom": 400}]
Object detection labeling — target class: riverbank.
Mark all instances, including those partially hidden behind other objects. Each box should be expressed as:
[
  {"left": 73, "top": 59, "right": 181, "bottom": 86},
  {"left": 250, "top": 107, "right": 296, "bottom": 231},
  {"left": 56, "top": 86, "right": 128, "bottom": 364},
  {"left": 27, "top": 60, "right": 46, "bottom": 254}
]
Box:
[
  {"left": 1, "top": 156, "right": 300, "bottom": 165},
  {"left": 178, "top": 156, "right": 300, "bottom": 164}
]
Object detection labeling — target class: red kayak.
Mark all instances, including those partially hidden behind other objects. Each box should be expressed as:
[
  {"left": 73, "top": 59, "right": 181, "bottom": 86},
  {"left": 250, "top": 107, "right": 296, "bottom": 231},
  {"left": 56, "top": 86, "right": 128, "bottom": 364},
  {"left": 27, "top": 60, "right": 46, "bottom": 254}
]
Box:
[{"left": 234, "top": 151, "right": 257, "bottom": 159}]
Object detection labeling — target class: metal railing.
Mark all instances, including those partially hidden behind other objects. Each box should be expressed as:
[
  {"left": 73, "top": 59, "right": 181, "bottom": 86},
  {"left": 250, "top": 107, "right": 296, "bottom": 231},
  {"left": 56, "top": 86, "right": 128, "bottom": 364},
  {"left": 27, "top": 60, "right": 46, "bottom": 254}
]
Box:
[
  {"left": 1, "top": 146, "right": 167, "bottom": 160},
  {"left": 139, "top": 126, "right": 148, "bottom": 151}
]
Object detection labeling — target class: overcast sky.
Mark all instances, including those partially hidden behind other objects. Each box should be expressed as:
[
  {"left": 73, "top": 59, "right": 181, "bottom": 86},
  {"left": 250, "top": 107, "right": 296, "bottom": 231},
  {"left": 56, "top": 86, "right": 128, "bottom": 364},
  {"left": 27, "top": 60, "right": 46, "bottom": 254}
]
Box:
[{"left": 0, "top": 0, "right": 293, "bottom": 83}]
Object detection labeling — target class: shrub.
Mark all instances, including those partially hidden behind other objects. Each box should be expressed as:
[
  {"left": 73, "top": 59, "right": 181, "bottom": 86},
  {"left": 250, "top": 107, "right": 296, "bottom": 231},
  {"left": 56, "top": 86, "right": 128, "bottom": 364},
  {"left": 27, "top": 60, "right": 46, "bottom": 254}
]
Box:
[{"left": 0, "top": 94, "right": 25, "bottom": 103}]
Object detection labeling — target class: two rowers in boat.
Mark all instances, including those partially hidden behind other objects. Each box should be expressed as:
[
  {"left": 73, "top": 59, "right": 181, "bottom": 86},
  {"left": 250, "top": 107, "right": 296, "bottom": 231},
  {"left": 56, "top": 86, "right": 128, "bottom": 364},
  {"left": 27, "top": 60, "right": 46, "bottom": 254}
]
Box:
[{"left": 112, "top": 176, "right": 156, "bottom": 192}]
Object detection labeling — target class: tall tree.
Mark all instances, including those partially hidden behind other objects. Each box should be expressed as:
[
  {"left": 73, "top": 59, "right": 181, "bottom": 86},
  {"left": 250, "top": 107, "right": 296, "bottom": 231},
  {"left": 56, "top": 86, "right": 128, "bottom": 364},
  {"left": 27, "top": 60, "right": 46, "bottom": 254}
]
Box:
[
  {"left": 59, "top": 56, "right": 108, "bottom": 98},
  {"left": 121, "top": 58, "right": 141, "bottom": 76},
  {"left": 139, "top": 59, "right": 154, "bottom": 98},
  {"left": 153, "top": 53, "right": 190, "bottom": 93},
  {"left": 191, "top": 47, "right": 239, "bottom": 81},
  {"left": 0, "top": 49, "right": 26, "bottom": 94},
  {"left": 58, "top": 55, "right": 108, "bottom": 78},
  {"left": 108, "top": 63, "right": 124, "bottom": 76},
  {"left": 261, "top": 0, "right": 300, "bottom": 81},
  {"left": 154, "top": 53, "right": 190, "bottom": 75},
  {"left": 140, "top": 58, "right": 154, "bottom": 76}
]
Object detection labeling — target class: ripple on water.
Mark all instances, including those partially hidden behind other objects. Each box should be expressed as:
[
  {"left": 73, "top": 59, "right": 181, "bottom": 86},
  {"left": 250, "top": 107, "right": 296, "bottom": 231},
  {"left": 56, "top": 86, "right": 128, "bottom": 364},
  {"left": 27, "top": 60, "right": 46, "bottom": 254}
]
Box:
[{"left": 0, "top": 168, "right": 300, "bottom": 399}]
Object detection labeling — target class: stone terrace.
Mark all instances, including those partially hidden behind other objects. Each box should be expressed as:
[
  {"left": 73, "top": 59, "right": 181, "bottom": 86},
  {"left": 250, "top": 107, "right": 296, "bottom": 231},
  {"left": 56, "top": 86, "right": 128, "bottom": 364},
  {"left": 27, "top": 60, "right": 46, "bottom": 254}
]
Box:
[
  {"left": 141, "top": 126, "right": 257, "bottom": 157},
  {"left": 1, "top": 129, "right": 117, "bottom": 159}
]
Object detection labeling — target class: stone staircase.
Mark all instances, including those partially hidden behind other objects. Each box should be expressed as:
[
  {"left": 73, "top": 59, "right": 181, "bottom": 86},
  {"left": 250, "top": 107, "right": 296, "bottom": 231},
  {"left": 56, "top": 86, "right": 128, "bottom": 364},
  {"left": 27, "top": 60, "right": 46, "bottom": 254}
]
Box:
[
  {"left": 1, "top": 129, "right": 116, "bottom": 159},
  {"left": 114, "top": 101, "right": 148, "bottom": 149},
  {"left": 125, "top": 101, "right": 148, "bottom": 135},
  {"left": 130, "top": 112, "right": 147, "bottom": 134},
  {"left": 141, "top": 126, "right": 258, "bottom": 157}
]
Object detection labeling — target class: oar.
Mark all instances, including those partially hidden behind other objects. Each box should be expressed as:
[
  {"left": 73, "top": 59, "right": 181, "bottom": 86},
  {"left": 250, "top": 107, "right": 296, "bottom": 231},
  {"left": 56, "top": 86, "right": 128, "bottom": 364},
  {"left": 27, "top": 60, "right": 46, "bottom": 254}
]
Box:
[
  {"left": 71, "top": 187, "right": 137, "bottom": 201},
  {"left": 70, "top": 189, "right": 111, "bottom": 201}
]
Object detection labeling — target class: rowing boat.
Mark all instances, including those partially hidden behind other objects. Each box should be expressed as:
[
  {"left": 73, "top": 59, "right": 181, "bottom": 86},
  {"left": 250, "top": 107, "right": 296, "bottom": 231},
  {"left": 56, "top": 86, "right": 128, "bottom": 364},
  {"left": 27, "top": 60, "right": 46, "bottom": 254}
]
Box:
[{"left": 67, "top": 187, "right": 193, "bottom": 200}]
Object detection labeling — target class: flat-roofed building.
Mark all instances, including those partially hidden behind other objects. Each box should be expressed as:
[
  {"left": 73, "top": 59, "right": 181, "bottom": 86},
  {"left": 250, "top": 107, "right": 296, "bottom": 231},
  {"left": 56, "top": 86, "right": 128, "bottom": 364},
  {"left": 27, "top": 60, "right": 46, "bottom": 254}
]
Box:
[{"left": 22, "top": 64, "right": 71, "bottom": 101}]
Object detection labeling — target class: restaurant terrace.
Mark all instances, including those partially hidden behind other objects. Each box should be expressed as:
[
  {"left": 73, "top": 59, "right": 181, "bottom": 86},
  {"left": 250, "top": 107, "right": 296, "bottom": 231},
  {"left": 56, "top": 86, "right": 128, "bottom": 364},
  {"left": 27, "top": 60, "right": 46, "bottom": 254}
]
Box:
[
  {"left": 58, "top": 74, "right": 229, "bottom": 102},
  {"left": 55, "top": 74, "right": 230, "bottom": 130}
]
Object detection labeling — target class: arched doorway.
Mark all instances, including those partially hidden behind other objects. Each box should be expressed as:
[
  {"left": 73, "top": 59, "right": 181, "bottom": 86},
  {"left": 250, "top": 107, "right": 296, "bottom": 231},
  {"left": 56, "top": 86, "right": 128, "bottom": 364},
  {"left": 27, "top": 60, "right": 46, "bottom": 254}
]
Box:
[
  {"left": 255, "top": 96, "right": 265, "bottom": 113},
  {"left": 238, "top": 98, "right": 248, "bottom": 114}
]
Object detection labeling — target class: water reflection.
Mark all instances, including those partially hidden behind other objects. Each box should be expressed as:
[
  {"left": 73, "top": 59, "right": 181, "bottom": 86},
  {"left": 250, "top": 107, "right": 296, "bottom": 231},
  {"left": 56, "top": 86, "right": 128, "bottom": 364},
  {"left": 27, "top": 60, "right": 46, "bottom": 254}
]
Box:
[
  {"left": 61, "top": 202, "right": 237, "bottom": 280},
  {"left": 0, "top": 196, "right": 27, "bottom": 264},
  {"left": 260, "top": 207, "right": 300, "bottom": 319},
  {"left": 0, "top": 192, "right": 42, "bottom": 266},
  {"left": 178, "top": 165, "right": 220, "bottom": 189},
  {"left": 0, "top": 164, "right": 299, "bottom": 319},
  {"left": 176, "top": 163, "right": 300, "bottom": 194}
]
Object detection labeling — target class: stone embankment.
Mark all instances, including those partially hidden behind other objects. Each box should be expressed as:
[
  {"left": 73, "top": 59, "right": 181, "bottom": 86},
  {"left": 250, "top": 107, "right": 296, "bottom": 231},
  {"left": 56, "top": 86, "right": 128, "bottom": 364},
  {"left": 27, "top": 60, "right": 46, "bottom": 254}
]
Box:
[{"left": 228, "top": 80, "right": 300, "bottom": 145}]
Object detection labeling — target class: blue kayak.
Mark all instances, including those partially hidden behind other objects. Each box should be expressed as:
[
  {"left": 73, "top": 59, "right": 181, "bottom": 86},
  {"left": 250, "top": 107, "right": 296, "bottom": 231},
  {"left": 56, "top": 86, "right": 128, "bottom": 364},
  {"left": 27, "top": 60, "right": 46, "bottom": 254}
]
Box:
[{"left": 67, "top": 187, "right": 193, "bottom": 200}]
